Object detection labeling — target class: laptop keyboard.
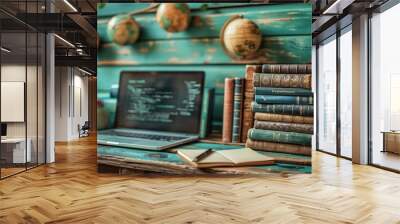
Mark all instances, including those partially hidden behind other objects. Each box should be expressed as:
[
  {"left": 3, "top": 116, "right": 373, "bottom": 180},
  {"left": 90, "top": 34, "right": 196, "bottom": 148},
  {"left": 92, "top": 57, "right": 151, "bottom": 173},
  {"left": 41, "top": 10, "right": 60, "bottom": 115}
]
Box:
[{"left": 101, "top": 130, "right": 187, "bottom": 142}]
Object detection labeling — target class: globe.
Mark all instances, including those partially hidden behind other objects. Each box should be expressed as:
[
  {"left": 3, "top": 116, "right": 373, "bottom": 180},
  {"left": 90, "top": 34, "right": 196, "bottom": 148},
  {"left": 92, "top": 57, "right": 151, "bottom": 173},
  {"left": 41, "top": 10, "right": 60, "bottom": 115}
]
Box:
[
  {"left": 221, "top": 18, "right": 262, "bottom": 59},
  {"left": 156, "top": 3, "right": 191, "bottom": 33},
  {"left": 107, "top": 15, "right": 140, "bottom": 45}
]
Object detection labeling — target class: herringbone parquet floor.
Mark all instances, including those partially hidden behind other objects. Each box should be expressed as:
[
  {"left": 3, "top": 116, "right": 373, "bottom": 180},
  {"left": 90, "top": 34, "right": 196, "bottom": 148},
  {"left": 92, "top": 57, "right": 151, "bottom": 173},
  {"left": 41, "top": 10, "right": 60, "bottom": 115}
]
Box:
[{"left": 1, "top": 135, "right": 400, "bottom": 224}]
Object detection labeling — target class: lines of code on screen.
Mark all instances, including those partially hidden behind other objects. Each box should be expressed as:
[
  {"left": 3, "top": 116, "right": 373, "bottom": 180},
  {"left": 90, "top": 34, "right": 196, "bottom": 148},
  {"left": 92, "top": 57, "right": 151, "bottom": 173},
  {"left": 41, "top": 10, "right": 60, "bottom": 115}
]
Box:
[{"left": 116, "top": 72, "right": 204, "bottom": 134}]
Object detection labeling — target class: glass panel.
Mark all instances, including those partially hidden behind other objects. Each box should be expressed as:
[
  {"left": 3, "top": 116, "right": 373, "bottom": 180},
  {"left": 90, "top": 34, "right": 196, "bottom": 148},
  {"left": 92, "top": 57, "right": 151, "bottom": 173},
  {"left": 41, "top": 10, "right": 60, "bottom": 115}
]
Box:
[
  {"left": 74, "top": 85, "right": 82, "bottom": 137},
  {"left": 339, "top": 28, "right": 352, "bottom": 158},
  {"left": 371, "top": 4, "right": 400, "bottom": 171},
  {"left": 317, "top": 36, "right": 337, "bottom": 154},
  {"left": 1, "top": 30, "right": 27, "bottom": 177},
  {"left": 312, "top": 46, "right": 317, "bottom": 150},
  {"left": 26, "top": 0, "right": 41, "bottom": 169},
  {"left": 0, "top": 0, "right": 46, "bottom": 178},
  {"left": 27, "top": 31, "right": 38, "bottom": 169},
  {"left": 38, "top": 1, "right": 46, "bottom": 165},
  {"left": 38, "top": 32, "right": 45, "bottom": 165}
]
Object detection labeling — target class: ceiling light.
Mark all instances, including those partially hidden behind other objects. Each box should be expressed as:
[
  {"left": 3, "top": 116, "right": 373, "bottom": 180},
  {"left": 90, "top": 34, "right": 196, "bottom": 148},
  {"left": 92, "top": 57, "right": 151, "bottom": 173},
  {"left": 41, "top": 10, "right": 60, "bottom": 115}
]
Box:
[
  {"left": 54, "top": 34, "right": 75, "bottom": 48},
  {"left": 322, "top": 0, "right": 354, "bottom": 15},
  {"left": 323, "top": 0, "right": 341, "bottom": 14},
  {"left": 63, "top": 0, "right": 78, "bottom": 12},
  {"left": 1, "top": 47, "right": 11, "bottom": 53},
  {"left": 78, "top": 67, "right": 92, "bottom": 76}
]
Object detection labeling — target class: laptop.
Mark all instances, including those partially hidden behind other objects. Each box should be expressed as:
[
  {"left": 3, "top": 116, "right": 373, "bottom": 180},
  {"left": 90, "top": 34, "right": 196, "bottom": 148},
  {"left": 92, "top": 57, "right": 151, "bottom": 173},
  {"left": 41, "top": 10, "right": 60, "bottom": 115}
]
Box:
[{"left": 97, "top": 71, "right": 204, "bottom": 150}]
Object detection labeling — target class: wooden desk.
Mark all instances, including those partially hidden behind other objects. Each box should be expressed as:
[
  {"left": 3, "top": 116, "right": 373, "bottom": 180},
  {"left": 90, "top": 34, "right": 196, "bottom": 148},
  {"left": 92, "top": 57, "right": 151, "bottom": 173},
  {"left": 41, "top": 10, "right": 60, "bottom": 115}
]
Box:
[
  {"left": 97, "top": 141, "right": 312, "bottom": 175},
  {"left": 382, "top": 131, "right": 400, "bottom": 155},
  {"left": 1, "top": 138, "right": 31, "bottom": 164}
]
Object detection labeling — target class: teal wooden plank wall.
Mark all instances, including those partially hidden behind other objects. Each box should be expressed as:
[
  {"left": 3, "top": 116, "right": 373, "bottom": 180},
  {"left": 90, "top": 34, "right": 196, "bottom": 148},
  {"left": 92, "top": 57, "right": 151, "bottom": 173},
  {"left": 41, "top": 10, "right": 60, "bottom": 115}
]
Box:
[{"left": 98, "top": 3, "right": 312, "bottom": 131}]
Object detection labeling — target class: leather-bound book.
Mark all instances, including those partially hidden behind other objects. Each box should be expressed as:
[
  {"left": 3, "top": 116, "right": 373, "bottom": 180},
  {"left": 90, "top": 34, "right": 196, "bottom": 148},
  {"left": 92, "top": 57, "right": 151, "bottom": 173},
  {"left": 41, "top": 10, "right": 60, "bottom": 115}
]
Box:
[
  {"left": 254, "top": 120, "right": 313, "bottom": 134},
  {"left": 231, "top": 78, "right": 244, "bottom": 143},
  {"left": 254, "top": 112, "right": 314, "bottom": 124},
  {"left": 253, "top": 73, "right": 312, "bottom": 89},
  {"left": 254, "top": 87, "right": 313, "bottom": 96},
  {"left": 222, "top": 78, "right": 234, "bottom": 143},
  {"left": 251, "top": 103, "right": 314, "bottom": 117},
  {"left": 261, "top": 64, "right": 311, "bottom": 74},
  {"left": 246, "top": 139, "right": 312, "bottom": 156},
  {"left": 248, "top": 128, "right": 312, "bottom": 146},
  {"left": 255, "top": 95, "right": 313, "bottom": 105},
  {"left": 241, "top": 65, "right": 262, "bottom": 143}
]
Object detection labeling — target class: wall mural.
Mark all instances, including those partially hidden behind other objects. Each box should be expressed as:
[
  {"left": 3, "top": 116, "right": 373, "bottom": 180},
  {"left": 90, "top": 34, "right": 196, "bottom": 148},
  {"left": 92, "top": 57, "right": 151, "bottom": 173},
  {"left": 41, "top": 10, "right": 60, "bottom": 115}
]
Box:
[{"left": 97, "top": 3, "right": 313, "bottom": 175}]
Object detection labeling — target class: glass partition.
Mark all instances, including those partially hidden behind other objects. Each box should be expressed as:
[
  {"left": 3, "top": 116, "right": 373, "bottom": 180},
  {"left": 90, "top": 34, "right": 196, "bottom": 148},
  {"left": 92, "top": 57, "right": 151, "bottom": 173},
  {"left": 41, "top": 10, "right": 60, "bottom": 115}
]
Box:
[
  {"left": 37, "top": 32, "right": 45, "bottom": 165},
  {"left": 0, "top": 1, "right": 46, "bottom": 179},
  {"left": 370, "top": 3, "right": 400, "bottom": 171},
  {"left": 1, "top": 29, "right": 28, "bottom": 178},
  {"left": 339, "top": 27, "right": 352, "bottom": 158},
  {"left": 27, "top": 31, "right": 38, "bottom": 169},
  {"left": 317, "top": 35, "right": 337, "bottom": 154}
]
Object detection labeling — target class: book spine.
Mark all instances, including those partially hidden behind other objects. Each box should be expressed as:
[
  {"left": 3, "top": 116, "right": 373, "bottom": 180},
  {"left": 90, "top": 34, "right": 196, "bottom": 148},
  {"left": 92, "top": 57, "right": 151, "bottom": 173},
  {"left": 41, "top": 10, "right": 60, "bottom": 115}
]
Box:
[
  {"left": 231, "top": 78, "right": 244, "bottom": 143},
  {"left": 246, "top": 139, "right": 311, "bottom": 156},
  {"left": 248, "top": 128, "right": 312, "bottom": 146},
  {"left": 261, "top": 64, "right": 312, "bottom": 74},
  {"left": 200, "top": 88, "right": 214, "bottom": 139},
  {"left": 222, "top": 78, "right": 234, "bottom": 143},
  {"left": 255, "top": 95, "right": 313, "bottom": 105},
  {"left": 251, "top": 103, "right": 314, "bottom": 116},
  {"left": 254, "top": 112, "right": 314, "bottom": 124},
  {"left": 253, "top": 73, "right": 312, "bottom": 89},
  {"left": 254, "top": 120, "right": 313, "bottom": 134},
  {"left": 241, "top": 65, "right": 262, "bottom": 143},
  {"left": 254, "top": 87, "right": 313, "bottom": 96}
]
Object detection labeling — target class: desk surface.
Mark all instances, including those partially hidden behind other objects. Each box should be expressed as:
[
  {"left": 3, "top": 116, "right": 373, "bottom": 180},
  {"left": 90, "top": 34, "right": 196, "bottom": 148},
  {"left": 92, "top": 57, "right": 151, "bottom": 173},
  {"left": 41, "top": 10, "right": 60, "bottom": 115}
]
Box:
[
  {"left": 381, "top": 131, "right": 400, "bottom": 134},
  {"left": 98, "top": 142, "right": 312, "bottom": 174},
  {"left": 1, "top": 138, "right": 28, "bottom": 143}
]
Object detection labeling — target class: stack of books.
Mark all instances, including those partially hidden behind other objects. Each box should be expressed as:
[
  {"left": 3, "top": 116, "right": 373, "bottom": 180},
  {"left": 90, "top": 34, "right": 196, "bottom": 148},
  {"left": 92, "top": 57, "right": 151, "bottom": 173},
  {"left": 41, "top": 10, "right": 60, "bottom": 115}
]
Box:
[
  {"left": 222, "top": 65, "right": 263, "bottom": 144},
  {"left": 222, "top": 77, "right": 245, "bottom": 143},
  {"left": 245, "top": 64, "right": 313, "bottom": 156}
]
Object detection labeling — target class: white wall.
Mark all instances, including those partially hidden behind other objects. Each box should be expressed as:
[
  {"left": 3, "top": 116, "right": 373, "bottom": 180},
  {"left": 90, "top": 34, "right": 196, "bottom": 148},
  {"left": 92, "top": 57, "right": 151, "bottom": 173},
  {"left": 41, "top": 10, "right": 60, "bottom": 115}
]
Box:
[
  {"left": 1, "top": 64, "right": 46, "bottom": 164},
  {"left": 1, "top": 65, "right": 26, "bottom": 139},
  {"left": 55, "top": 66, "right": 69, "bottom": 141},
  {"left": 1, "top": 65, "right": 38, "bottom": 137},
  {"left": 73, "top": 73, "right": 89, "bottom": 136},
  {"left": 54, "top": 67, "right": 89, "bottom": 141}
]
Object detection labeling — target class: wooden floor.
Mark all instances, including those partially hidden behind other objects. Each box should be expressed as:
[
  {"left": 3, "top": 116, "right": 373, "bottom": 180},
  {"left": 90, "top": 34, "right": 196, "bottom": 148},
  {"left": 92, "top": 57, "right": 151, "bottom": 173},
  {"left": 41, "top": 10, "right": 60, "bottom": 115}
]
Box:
[
  {"left": 1, "top": 136, "right": 400, "bottom": 224},
  {"left": 373, "top": 150, "right": 400, "bottom": 171},
  {"left": 1, "top": 167, "right": 26, "bottom": 178}
]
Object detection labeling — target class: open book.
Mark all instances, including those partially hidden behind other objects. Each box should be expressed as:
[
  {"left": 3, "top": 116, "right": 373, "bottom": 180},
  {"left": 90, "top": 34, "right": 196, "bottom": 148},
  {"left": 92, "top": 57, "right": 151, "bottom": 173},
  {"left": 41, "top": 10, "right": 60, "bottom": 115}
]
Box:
[{"left": 177, "top": 148, "right": 275, "bottom": 168}]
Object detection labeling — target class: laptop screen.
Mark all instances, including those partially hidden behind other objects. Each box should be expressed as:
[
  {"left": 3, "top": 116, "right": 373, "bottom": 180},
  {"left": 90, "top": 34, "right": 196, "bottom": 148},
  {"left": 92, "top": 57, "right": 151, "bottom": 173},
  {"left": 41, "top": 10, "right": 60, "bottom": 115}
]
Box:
[{"left": 115, "top": 71, "right": 204, "bottom": 134}]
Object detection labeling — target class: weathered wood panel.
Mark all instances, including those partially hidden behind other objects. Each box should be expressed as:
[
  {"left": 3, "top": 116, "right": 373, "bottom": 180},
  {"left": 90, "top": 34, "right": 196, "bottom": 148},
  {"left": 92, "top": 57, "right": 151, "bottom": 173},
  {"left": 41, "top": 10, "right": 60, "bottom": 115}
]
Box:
[
  {"left": 97, "top": 3, "right": 312, "bottom": 133},
  {"left": 98, "top": 36, "right": 311, "bottom": 65},
  {"left": 98, "top": 3, "right": 264, "bottom": 17},
  {"left": 98, "top": 65, "right": 244, "bottom": 92},
  {"left": 98, "top": 3, "right": 311, "bottom": 41}
]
